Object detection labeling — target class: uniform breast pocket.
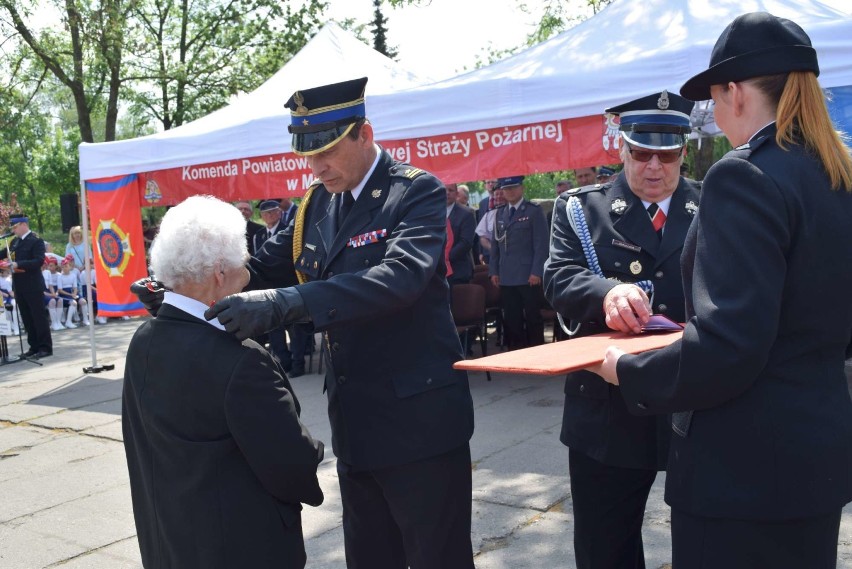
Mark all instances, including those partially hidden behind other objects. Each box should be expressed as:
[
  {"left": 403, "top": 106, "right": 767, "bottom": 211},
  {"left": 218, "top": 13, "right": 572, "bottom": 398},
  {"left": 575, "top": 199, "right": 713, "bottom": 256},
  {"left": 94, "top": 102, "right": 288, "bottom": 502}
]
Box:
[
  {"left": 595, "top": 244, "right": 646, "bottom": 280},
  {"left": 344, "top": 241, "right": 386, "bottom": 272},
  {"left": 295, "top": 248, "right": 324, "bottom": 279}
]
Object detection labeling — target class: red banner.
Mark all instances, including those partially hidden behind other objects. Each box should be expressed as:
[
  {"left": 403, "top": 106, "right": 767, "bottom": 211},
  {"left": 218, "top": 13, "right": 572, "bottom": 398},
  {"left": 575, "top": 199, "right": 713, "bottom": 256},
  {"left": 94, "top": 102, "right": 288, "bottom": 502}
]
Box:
[
  {"left": 85, "top": 174, "right": 149, "bottom": 317},
  {"left": 139, "top": 114, "right": 621, "bottom": 205}
]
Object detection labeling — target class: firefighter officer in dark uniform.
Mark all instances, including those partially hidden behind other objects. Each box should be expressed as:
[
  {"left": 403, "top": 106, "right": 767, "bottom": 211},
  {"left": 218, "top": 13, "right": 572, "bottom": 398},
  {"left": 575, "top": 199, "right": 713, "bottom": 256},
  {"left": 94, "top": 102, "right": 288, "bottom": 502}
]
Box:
[
  {"left": 543, "top": 91, "right": 700, "bottom": 569},
  {"left": 488, "top": 176, "right": 549, "bottom": 350},
  {"left": 204, "top": 78, "right": 476, "bottom": 569},
  {"left": 1, "top": 214, "right": 53, "bottom": 358}
]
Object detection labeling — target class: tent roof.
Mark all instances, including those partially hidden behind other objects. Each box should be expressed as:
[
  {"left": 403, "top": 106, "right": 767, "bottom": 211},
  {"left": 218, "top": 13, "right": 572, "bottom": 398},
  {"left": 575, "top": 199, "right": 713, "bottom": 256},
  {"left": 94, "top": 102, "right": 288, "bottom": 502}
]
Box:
[
  {"left": 80, "top": 0, "right": 852, "bottom": 180},
  {"left": 372, "top": 0, "right": 852, "bottom": 139},
  {"left": 79, "top": 22, "right": 432, "bottom": 179}
]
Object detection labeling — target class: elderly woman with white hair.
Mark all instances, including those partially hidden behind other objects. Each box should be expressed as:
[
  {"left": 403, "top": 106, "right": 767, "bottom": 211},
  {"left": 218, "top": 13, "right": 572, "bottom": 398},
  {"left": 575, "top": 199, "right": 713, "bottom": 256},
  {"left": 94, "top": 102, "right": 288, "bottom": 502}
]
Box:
[{"left": 122, "top": 195, "right": 324, "bottom": 569}]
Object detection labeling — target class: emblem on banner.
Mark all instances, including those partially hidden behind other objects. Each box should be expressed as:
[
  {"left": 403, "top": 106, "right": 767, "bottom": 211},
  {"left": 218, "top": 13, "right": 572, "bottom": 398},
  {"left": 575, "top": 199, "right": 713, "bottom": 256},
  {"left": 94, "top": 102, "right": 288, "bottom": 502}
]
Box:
[
  {"left": 144, "top": 179, "right": 162, "bottom": 204},
  {"left": 96, "top": 219, "right": 134, "bottom": 277},
  {"left": 603, "top": 113, "right": 620, "bottom": 152}
]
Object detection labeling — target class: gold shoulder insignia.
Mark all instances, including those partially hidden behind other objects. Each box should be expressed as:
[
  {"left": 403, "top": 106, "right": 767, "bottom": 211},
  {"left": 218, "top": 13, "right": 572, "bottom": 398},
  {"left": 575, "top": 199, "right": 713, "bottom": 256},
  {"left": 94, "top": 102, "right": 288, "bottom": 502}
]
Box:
[
  {"left": 405, "top": 167, "right": 424, "bottom": 179},
  {"left": 293, "top": 186, "right": 316, "bottom": 285}
]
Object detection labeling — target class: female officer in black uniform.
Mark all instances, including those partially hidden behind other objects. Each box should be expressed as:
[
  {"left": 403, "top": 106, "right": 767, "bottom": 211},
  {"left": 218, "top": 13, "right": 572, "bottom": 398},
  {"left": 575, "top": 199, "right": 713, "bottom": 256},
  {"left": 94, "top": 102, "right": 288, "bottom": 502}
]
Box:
[{"left": 596, "top": 12, "right": 852, "bottom": 568}]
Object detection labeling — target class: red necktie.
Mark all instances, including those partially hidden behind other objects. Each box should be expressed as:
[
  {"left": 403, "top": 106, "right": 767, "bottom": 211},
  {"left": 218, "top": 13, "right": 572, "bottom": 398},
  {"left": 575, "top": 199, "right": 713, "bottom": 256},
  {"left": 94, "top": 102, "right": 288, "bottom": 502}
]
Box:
[{"left": 647, "top": 203, "right": 666, "bottom": 238}]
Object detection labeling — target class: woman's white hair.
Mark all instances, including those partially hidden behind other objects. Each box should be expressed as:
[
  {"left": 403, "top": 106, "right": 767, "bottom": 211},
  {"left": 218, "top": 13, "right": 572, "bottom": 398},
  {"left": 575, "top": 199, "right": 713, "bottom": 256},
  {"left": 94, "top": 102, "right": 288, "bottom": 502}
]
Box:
[{"left": 150, "top": 195, "right": 249, "bottom": 288}]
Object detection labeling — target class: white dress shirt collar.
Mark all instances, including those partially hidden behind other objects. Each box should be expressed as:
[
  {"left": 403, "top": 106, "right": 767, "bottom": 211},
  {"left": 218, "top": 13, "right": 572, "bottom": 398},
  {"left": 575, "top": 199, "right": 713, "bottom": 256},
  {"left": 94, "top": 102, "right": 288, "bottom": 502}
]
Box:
[{"left": 162, "top": 291, "right": 226, "bottom": 331}]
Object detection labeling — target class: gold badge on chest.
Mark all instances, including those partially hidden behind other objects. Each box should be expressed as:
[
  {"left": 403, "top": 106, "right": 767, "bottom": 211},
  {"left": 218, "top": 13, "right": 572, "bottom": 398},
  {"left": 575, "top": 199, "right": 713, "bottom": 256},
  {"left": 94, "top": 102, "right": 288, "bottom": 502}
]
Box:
[
  {"left": 630, "top": 260, "right": 642, "bottom": 275},
  {"left": 371, "top": 188, "right": 382, "bottom": 199}
]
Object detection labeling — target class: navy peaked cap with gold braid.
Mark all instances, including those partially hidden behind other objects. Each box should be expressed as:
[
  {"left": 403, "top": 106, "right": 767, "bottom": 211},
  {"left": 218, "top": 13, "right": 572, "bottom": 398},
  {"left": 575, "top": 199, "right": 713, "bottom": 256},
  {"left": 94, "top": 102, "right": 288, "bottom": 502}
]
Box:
[{"left": 285, "top": 77, "right": 368, "bottom": 156}]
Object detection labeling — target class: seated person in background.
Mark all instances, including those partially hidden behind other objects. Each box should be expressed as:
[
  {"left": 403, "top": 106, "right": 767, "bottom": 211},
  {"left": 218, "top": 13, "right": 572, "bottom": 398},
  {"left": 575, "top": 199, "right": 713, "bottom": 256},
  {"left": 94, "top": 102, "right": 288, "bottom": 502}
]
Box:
[
  {"left": 0, "top": 262, "right": 20, "bottom": 335},
  {"left": 78, "top": 258, "right": 106, "bottom": 324},
  {"left": 122, "top": 195, "right": 324, "bottom": 569},
  {"left": 42, "top": 258, "right": 64, "bottom": 332},
  {"left": 57, "top": 257, "right": 87, "bottom": 327}
]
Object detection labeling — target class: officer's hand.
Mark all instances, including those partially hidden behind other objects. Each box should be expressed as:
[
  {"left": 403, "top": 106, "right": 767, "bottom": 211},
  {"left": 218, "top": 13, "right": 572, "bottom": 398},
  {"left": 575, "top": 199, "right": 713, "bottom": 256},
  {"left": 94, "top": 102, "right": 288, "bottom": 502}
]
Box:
[
  {"left": 205, "top": 288, "right": 307, "bottom": 341},
  {"left": 130, "top": 278, "right": 167, "bottom": 317},
  {"left": 490, "top": 275, "right": 500, "bottom": 287},
  {"left": 588, "top": 346, "right": 625, "bottom": 385},
  {"left": 603, "top": 284, "right": 650, "bottom": 334},
  {"left": 528, "top": 275, "right": 542, "bottom": 287}
]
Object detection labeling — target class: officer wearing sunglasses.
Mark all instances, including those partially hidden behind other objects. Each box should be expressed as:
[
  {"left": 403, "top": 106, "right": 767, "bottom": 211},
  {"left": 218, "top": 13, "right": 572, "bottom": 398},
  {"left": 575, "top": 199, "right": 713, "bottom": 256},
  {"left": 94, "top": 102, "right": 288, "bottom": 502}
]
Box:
[{"left": 543, "top": 90, "right": 701, "bottom": 569}]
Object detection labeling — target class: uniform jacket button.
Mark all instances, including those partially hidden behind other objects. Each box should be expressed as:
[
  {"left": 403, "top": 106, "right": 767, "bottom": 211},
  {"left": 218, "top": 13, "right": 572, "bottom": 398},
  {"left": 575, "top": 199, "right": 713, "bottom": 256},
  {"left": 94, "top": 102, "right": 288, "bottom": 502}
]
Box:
[
  {"left": 332, "top": 342, "right": 340, "bottom": 352},
  {"left": 637, "top": 402, "right": 647, "bottom": 410},
  {"left": 364, "top": 259, "right": 370, "bottom": 266},
  {"left": 426, "top": 377, "right": 433, "bottom": 385},
  {"left": 327, "top": 271, "right": 334, "bottom": 277},
  {"left": 328, "top": 308, "right": 337, "bottom": 318},
  {"left": 337, "top": 375, "right": 347, "bottom": 385},
  {"left": 655, "top": 270, "right": 664, "bottom": 278},
  {"left": 657, "top": 304, "right": 667, "bottom": 313},
  {"left": 579, "top": 384, "right": 585, "bottom": 392}
]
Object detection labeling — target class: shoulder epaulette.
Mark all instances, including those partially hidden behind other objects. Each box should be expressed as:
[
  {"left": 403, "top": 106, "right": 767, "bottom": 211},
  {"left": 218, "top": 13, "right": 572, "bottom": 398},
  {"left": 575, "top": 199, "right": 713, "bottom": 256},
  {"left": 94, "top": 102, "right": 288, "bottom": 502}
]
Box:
[
  {"left": 565, "top": 183, "right": 608, "bottom": 196},
  {"left": 390, "top": 164, "right": 427, "bottom": 180}
]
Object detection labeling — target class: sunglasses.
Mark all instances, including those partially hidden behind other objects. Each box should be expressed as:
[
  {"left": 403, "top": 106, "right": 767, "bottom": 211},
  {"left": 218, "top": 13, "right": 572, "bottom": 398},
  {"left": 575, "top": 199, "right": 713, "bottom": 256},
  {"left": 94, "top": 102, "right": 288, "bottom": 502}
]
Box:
[{"left": 627, "top": 145, "right": 683, "bottom": 164}]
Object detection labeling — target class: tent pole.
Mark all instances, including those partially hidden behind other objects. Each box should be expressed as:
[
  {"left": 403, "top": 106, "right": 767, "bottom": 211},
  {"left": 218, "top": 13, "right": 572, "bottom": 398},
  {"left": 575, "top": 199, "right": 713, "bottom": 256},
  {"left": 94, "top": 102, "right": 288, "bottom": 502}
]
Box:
[{"left": 79, "top": 178, "right": 115, "bottom": 375}]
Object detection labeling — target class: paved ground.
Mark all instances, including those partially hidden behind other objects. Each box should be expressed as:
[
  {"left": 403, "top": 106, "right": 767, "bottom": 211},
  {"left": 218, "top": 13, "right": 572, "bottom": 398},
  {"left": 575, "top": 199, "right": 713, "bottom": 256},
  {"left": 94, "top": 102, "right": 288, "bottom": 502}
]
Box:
[{"left": 0, "top": 320, "right": 850, "bottom": 569}]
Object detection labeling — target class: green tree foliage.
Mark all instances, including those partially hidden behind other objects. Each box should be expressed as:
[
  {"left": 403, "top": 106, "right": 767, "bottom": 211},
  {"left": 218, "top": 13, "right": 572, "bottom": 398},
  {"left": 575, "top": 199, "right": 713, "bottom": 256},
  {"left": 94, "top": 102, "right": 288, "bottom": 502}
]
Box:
[
  {"left": 124, "top": 0, "right": 325, "bottom": 130},
  {"left": 370, "top": 0, "right": 397, "bottom": 59},
  {"left": 0, "top": 84, "right": 79, "bottom": 233},
  {"left": 0, "top": 0, "right": 128, "bottom": 143}
]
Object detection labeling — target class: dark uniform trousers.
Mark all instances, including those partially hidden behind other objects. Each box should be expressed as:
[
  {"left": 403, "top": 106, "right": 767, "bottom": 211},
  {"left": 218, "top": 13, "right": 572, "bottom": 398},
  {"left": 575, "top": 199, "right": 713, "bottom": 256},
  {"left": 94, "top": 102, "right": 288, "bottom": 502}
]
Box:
[
  {"left": 247, "top": 150, "right": 475, "bottom": 569},
  {"left": 500, "top": 284, "right": 543, "bottom": 349},
  {"left": 671, "top": 508, "right": 842, "bottom": 569},
  {"left": 338, "top": 444, "right": 473, "bottom": 569},
  {"left": 1, "top": 233, "right": 52, "bottom": 354},
  {"left": 544, "top": 174, "right": 701, "bottom": 569}
]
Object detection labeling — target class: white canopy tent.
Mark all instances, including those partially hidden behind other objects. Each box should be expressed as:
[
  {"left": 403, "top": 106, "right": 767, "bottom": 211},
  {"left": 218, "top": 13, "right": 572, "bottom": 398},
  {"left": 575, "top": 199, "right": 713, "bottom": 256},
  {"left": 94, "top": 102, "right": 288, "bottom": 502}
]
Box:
[
  {"left": 79, "top": 0, "right": 852, "bottom": 181},
  {"left": 79, "top": 22, "right": 434, "bottom": 180}
]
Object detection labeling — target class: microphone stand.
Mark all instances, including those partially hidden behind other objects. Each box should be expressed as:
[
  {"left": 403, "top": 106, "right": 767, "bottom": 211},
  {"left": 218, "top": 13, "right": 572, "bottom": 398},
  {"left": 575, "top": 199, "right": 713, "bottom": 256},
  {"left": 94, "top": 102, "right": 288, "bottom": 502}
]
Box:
[{"left": 1, "top": 236, "right": 42, "bottom": 367}]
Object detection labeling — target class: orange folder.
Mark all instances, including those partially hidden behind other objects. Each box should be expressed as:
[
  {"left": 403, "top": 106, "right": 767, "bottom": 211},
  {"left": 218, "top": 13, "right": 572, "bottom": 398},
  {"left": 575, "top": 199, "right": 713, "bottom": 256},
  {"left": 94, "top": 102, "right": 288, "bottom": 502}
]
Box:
[{"left": 453, "top": 330, "right": 683, "bottom": 376}]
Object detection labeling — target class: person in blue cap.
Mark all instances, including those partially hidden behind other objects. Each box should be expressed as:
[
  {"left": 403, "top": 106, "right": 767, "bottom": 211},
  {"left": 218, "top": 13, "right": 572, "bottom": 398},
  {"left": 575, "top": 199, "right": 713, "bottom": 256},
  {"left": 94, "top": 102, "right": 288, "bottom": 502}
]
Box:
[
  {"left": 488, "top": 175, "right": 549, "bottom": 350},
  {"left": 543, "top": 90, "right": 701, "bottom": 569},
  {"left": 203, "top": 77, "right": 475, "bottom": 568},
  {"left": 596, "top": 12, "right": 852, "bottom": 567},
  {"left": 0, "top": 214, "right": 53, "bottom": 358}
]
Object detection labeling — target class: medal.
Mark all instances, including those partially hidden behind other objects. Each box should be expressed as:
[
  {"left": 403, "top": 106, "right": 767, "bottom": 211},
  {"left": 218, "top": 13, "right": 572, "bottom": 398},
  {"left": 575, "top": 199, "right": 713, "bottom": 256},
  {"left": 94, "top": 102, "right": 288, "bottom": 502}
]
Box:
[{"left": 630, "top": 260, "right": 642, "bottom": 275}]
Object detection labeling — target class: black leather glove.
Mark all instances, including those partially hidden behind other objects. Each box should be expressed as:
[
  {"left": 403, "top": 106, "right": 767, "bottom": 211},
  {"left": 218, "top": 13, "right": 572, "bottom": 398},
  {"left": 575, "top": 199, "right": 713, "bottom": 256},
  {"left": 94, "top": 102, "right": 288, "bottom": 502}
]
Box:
[
  {"left": 130, "top": 278, "right": 168, "bottom": 317},
  {"left": 204, "top": 288, "right": 308, "bottom": 341}
]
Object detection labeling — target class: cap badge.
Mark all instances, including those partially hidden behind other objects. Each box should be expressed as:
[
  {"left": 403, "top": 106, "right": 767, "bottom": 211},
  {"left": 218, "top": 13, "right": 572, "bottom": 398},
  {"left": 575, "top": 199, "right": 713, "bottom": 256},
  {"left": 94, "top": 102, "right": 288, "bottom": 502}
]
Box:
[
  {"left": 685, "top": 200, "right": 698, "bottom": 216},
  {"left": 302, "top": 119, "right": 310, "bottom": 126},
  {"left": 630, "top": 260, "right": 642, "bottom": 275},
  {"left": 611, "top": 198, "right": 627, "bottom": 215},
  {"left": 371, "top": 189, "right": 382, "bottom": 199},
  {"left": 293, "top": 91, "right": 308, "bottom": 114},
  {"left": 657, "top": 90, "right": 670, "bottom": 110}
]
